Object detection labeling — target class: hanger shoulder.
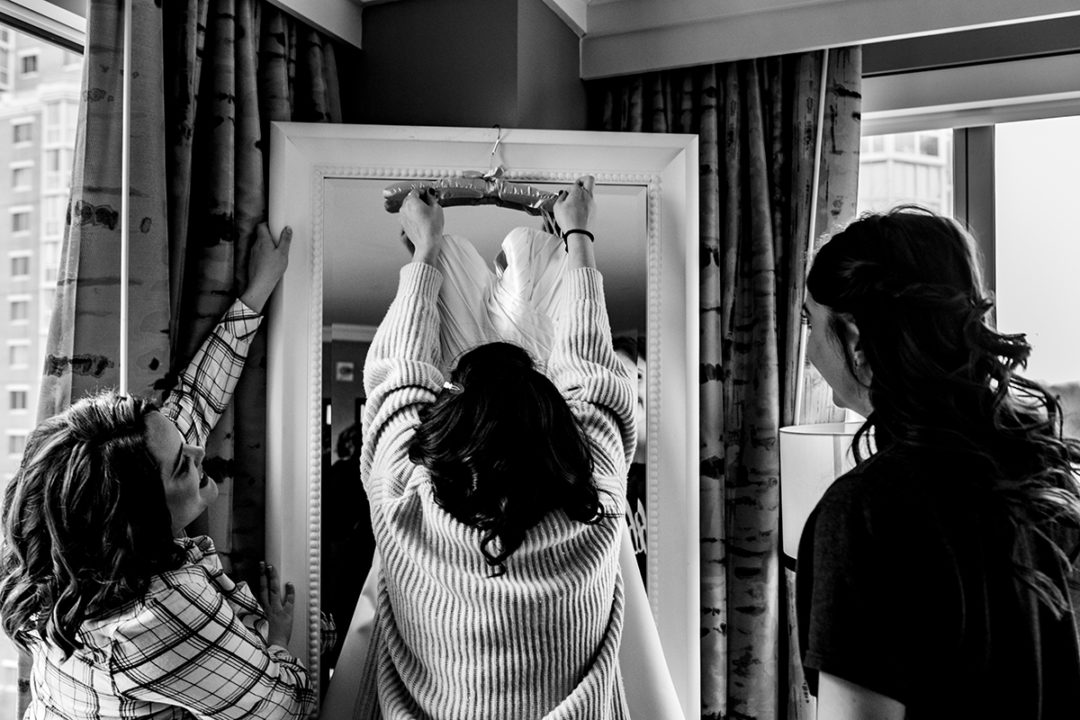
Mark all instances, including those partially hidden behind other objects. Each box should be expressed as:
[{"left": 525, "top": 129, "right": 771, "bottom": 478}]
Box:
[{"left": 384, "top": 176, "right": 557, "bottom": 216}]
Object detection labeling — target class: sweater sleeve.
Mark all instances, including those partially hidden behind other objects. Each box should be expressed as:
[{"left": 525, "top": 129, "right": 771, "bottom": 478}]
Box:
[
  {"left": 361, "top": 262, "right": 445, "bottom": 502},
  {"left": 549, "top": 267, "right": 637, "bottom": 497}
]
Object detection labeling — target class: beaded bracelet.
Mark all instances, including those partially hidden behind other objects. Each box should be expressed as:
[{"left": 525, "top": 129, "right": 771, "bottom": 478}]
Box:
[{"left": 561, "top": 228, "right": 594, "bottom": 252}]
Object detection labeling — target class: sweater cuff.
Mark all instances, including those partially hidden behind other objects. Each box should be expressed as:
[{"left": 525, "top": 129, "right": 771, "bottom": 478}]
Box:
[
  {"left": 400, "top": 261, "right": 443, "bottom": 301},
  {"left": 566, "top": 267, "right": 605, "bottom": 303}
]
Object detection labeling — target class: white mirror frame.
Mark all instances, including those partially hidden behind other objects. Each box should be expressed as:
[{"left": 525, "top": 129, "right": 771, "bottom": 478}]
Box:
[{"left": 267, "top": 123, "right": 700, "bottom": 716}]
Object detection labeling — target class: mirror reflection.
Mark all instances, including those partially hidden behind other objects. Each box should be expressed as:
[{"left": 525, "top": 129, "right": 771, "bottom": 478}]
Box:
[{"left": 318, "top": 178, "right": 648, "bottom": 667}]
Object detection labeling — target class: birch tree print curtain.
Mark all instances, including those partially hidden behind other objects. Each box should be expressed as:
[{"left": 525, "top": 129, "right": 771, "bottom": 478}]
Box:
[
  {"left": 26, "top": 0, "right": 341, "bottom": 711},
  {"left": 589, "top": 48, "right": 862, "bottom": 720}
]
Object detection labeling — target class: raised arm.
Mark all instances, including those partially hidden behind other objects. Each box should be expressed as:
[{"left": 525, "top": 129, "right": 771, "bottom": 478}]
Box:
[
  {"left": 549, "top": 177, "right": 637, "bottom": 488},
  {"left": 361, "top": 190, "right": 446, "bottom": 500},
  {"left": 160, "top": 223, "right": 291, "bottom": 445}
]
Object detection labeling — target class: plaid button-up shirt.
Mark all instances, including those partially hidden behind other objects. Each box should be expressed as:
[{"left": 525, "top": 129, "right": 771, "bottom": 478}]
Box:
[{"left": 27, "top": 300, "right": 315, "bottom": 720}]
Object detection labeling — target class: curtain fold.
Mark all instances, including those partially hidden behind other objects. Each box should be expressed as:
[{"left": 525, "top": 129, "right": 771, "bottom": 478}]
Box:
[
  {"left": 24, "top": 0, "right": 342, "bottom": 713},
  {"left": 590, "top": 48, "right": 861, "bottom": 720}
]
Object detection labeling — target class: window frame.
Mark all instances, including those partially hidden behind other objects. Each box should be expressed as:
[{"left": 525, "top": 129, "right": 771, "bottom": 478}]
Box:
[
  {"left": 6, "top": 385, "right": 29, "bottom": 413},
  {"left": 6, "top": 339, "right": 29, "bottom": 369},
  {"left": 17, "top": 47, "right": 37, "bottom": 76},
  {"left": 8, "top": 250, "right": 30, "bottom": 279},
  {"left": 5, "top": 430, "right": 27, "bottom": 457},
  {"left": 7, "top": 293, "right": 31, "bottom": 324},
  {"left": 11, "top": 116, "right": 33, "bottom": 145},
  {"left": 9, "top": 203, "right": 32, "bottom": 234},
  {"left": 860, "top": 52, "right": 1080, "bottom": 293},
  {"left": 10, "top": 160, "right": 32, "bottom": 191}
]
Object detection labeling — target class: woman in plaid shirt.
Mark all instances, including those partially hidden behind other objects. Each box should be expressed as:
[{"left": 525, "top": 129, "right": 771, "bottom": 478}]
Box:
[{"left": 0, "top": 224, "right": 315, "bottom": 720}]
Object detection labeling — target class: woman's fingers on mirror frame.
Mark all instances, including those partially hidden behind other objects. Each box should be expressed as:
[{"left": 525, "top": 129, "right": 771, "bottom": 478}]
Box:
[
  {"left": 281, "top": 580, "right": 295, "bottom": 609},
  {"left": 259, "top": 561, "right": 288, "bottom": 607}
]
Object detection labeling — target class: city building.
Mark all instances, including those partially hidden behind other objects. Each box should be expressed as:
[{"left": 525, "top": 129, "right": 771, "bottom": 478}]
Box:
[{"left": 0, "top": 25, "right": 80, "bottom": 718}]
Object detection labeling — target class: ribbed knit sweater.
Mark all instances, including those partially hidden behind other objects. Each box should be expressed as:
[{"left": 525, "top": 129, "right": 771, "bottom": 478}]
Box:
[{"left": 359, "top": 262, "right": 637, "bottom": 720}]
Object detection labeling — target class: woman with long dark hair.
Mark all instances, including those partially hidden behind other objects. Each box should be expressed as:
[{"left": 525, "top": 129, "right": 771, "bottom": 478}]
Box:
[
  {"left": 797, "top": 206, "right": 1080, "bottom": 719},
  {"left": 0, "top": 224, "right": 315, "bottom": 720},
  {"left": 357, "top": 179, "right": 636, "bottom": 718}
]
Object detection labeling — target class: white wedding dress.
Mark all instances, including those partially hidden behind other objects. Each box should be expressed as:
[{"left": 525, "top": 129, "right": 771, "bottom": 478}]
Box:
[{"left": 433, "top": 225, "right": 567, "bottom": 373}]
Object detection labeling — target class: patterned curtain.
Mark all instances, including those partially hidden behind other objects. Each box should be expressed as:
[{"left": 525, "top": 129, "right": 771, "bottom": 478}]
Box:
[
  {"left": 589, "top": 49, "right": 861, "bottom": 720},
  {"left": 25, "top": 0, "right": 341, "bottom": 711}
]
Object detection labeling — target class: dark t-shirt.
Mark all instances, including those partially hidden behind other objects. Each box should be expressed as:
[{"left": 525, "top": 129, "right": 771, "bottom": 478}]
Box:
[{"left": 796, "top": 446, "right": 1080, "bottom": 719}]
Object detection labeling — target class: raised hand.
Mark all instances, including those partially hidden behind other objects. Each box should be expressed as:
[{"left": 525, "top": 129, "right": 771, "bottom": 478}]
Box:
[
  {"left": 554, "top": 176, "right": 597, "bottom": 270},
  {"left": 242, "top": 223, "right": 292, "bottom": 313},
  {"left": 399, "top": 188, "right": 445, "bottom": 266},
  {"left": 554, "top": 176, "right": 596, "bottom": 235}
]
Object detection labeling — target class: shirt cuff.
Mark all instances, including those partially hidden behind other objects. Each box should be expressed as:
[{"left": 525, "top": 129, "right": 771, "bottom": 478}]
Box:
[
  {"left": 268, "top": 644, "right": 306, "bottom": 668},
  {"left": 224, "top": 298, "right": 264, "bottom": 340}
]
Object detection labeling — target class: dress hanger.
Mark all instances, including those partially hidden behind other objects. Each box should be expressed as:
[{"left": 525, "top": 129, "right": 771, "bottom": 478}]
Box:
[{"left": 383, "top": 126, "right": 558, "bottom": 217}]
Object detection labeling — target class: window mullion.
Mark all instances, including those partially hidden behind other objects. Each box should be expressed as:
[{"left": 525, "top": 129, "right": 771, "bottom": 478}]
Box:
[{"left": 953, "top": 126, "right": 997, "bottom": 299}]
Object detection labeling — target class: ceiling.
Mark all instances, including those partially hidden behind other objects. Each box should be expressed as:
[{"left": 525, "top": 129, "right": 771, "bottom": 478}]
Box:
[{"left": 342, "top": 0, "right": 1080, "bottom": 78}]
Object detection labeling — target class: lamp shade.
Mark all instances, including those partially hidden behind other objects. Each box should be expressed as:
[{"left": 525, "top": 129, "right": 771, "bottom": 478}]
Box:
[{"left": 778, "top": 422, "right": 865, "bottom": 564}]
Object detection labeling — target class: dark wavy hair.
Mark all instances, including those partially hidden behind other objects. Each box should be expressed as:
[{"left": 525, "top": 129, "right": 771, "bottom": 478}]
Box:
[
  {"left": 408, "top": 342, "right": 611, "bottom": 575},
  {"left": 0, "top": 391, "right": 185, "bottom": 657},
  {"left": 807, "top": 206, "right": 1080, "bottom": 615}
]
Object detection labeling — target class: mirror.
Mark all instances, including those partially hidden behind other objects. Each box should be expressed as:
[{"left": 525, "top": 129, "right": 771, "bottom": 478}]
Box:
[{"left": 267, "top": 123, "right": 700, "bottom": 716}]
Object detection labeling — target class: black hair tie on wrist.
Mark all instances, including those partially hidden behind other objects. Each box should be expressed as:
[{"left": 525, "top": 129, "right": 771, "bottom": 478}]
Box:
[{"left": 561, "top": 228, "right": 594, "bottom": 252}]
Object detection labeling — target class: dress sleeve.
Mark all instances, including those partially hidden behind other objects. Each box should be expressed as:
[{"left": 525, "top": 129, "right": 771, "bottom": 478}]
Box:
[
  {"left": 110, "top": 568, "right": 315, "bottom": 720},
  {"left": 548, "top": 268, "right": 636, "bottom": 497},
  {"left": 361, "top": 262, "right": 445, "bottom": 501},
  {"left": 159, "top": 299, "right": 263, "bottom": 446}
]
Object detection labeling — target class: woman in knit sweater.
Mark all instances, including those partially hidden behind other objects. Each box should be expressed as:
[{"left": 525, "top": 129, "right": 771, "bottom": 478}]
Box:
[{"left": 358, "top": 178, "right": 637, "bottom": 719}]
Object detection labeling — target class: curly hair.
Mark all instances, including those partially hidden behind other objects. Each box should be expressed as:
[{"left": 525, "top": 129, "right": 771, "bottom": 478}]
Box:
[
  {"left": 807, "top": 205, "right": 1080, "bottom": 615},
  {"left": 0, "top": 391, "right": 184, "bottom": 657},
  {"left": 408, "top": 342, "right": 613, "bottom": 576}
]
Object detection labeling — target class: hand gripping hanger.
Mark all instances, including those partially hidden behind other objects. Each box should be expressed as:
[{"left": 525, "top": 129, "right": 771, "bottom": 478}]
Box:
[{"left": 383, "top": 126, "right": 558, "bottom": 216}]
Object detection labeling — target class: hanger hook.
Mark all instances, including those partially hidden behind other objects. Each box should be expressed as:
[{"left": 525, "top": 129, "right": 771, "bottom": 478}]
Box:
[{"left": 490, "top": 125, "right": 502, "bottom": 159}]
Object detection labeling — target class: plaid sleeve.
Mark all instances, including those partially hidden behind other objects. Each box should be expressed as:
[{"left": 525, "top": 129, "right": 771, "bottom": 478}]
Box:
[
  {"left": 110, "top": 567, "right": 315, "bottom": 720},
  {"left": 160, "top": 299, "right": 263, "bottom": 446},
  {"left": 182, "top": 536, "right": 270, "bottom": 643}
]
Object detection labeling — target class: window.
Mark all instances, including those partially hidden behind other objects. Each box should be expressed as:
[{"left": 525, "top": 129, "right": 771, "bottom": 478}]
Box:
[
  {"left": 19, "top": 52, "right": 37, "bottom": 76},
  {"left": 8, "top": 298, "right": 29, "bottom": 322},
  {"left": 7, "top": 342, "right": 28, "bottom": 368},
  {"left": 862, "top": 50, "right": 1080, "bottom": 397},
  {"left": 6, "top": 432, "right": 26, "bottom": 457},
  {"left": 0, "top": 19, "right": 85, "bottom": 718},
  {"left": 44, "top": 149, "right": 69, "bottom": 190},
  {"left": 43, "top": 102, "right": 75, "bottom": 145},
  {"left": 919, "top": 134, "right": 940, "bottom": 157},
  {"left": 12, "top": 120, "right": 32, "bottom": 144},
  {"left": 41, "top": 239, "right": 60, "bottom": 282},
  {"left": 7, "top": 390, "right": 27, "bottom": 412},
  {"left": 9, "top": 253, "right": 29, "bottom": 278},
  {"left": 11, "top": 164, "right": 31, "bottom": 190},
  {"left": 858, "top": 129, "right": 954, "bottom": 215},
  {"left": 994, "top": 115, "right": 1080, "bottom": 384},
  {"left": 10, "top": 209, "right": 30, "bottom": 233},
  {"left": 43, "top": 195, "right": 64, "bottom": 237}
]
